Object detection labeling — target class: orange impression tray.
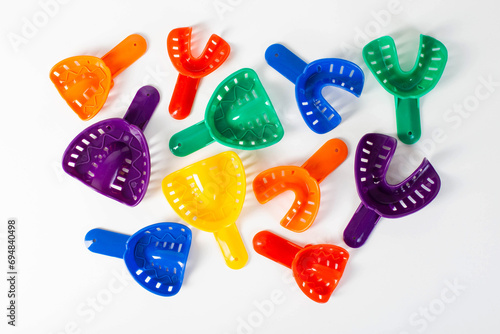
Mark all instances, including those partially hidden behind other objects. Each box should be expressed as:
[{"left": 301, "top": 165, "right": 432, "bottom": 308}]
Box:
[
  {"left": 253, "top": 139, "right": 348, "bottom": 232},
  {"left": 50, "top": 34, "right": 147, "bottom": 120},
  {"left": 162, "top": 151, "right": 248, "bottom": 269}
]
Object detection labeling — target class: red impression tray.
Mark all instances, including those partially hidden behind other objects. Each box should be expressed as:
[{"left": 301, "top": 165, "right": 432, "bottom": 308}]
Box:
[
  {"left": 253, "top": 231, "right": 349, "bottom": 303},
  {"left": 253, "top": 139, "right": 348, "bottom": 232},
  {"left": 167, "top": 27, "right": 230, "bottom": 119}
]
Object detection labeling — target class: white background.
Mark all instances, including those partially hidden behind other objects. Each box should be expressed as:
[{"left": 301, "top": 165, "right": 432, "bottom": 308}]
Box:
[{"left": 1, "top": 0, "right": 499, "bottom": 333}]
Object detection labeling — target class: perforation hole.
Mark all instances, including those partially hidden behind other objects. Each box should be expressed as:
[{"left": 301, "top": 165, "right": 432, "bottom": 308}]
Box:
[
  {"left": 408, "top": 196, "right": 416, "bottom": 204},
  {"left": 421, "top": 184, "right": 431, "bottom": 192}
]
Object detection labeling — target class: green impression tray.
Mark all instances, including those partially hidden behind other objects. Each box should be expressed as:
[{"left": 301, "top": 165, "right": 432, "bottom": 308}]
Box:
[
  {"left": 169, "top": 68, "right": 284, "bottom": 157},
  {"left": 363, "top": 35, "right": 448, "bottom": 144}
]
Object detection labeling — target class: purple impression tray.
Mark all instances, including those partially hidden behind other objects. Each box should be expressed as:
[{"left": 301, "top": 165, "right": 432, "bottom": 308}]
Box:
[
  {"left": 62, "top": 85, "right": 160, "bottom": 206},
  {"left": 343, "top": 133, "right": 441, "bottom": 248}
]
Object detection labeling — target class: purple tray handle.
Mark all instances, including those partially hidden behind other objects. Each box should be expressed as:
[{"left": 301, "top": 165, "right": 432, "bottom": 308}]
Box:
[
  {"left": 343, "top": 203, "right": 382, "bottom": 248},
  {"left": 124, "top": 85, "right": 160, "bottom": 131}
]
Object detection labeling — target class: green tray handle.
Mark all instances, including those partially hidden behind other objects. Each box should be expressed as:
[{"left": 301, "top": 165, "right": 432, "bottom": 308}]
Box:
[
  {"left": 169, "top": 120, "right": 215, "bottom": 157},
  {"left": 395, "top": 97, "right": 421, "bottom": 145}
]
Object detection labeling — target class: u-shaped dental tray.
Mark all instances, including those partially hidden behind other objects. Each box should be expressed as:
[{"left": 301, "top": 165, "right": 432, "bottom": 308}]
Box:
[
  {"left": 253, "top": 139, "right": 348, "bottom": 232},
  {"left": 343, "top": 133, "right": 441, "bottom": 248},
  {"left": 265, "top": 44, "right": 364, "bottom": 134}
]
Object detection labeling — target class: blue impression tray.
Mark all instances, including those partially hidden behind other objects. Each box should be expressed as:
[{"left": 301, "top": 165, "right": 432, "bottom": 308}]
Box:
[
  {"left": 265, "top": 44, "right": 364, "bottom": 134},
  {"left": 85, "top": 222, "right": 192, "bottom": 296}
]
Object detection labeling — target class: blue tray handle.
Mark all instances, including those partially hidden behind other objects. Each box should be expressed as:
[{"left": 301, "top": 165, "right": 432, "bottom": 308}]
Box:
[
  {"left": 85, "top": 228, "right": 130, "bottom": 259},
  {"left": 265, "top": 44, "right": 307, "bottom": 84}
]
